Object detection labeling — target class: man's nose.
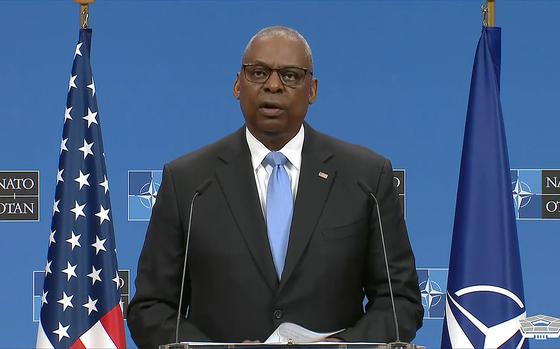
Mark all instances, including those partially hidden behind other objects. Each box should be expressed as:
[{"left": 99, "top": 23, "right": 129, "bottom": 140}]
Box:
[{"left": 263, "top": 70, "right": 284, "bottom": 92}]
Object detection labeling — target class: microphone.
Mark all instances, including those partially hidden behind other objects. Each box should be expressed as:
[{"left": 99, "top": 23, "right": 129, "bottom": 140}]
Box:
[
  {"left": 358, "top": 180, "right": 414, "bottom": 349},
  {"left": 174, "top": 179, "right": 212, "bottom": 345}
]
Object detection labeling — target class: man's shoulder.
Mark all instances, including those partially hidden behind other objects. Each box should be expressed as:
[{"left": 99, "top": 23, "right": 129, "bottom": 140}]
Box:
[
  {"left": 310, "top": 127, "right": 387, "bottom": 165},
  {"left": 167, "top": 128, "right": 243, "bottom": 173},
  {"left": 309, "top": 126, "right": 393, "bottom": 191}
]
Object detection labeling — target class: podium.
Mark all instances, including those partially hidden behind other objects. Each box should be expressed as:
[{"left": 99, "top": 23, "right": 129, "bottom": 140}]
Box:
[{"left": 159, "top": 343, "right": 424, "bottom": 349}]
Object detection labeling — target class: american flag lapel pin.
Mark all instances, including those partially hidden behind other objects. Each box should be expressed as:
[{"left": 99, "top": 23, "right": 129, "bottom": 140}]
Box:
[{"left": 318, "top": 171, "right": 329, "bottom": 180}]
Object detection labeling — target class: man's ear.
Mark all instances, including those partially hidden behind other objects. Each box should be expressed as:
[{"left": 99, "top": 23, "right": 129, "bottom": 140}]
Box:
[
  {"left": 233, "top": 73, "right": 241, "bottom": 99},
  {"left": 308, "top": 78, "right": 318, "bottom": 104}
]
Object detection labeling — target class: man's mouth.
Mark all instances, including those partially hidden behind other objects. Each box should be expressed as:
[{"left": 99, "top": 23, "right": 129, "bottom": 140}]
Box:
[{"left": 259, "top": 102, "right": 284, "bottom": 117}]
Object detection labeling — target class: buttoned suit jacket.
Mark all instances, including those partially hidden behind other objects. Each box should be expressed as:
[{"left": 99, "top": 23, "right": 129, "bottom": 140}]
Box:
[{"left": 127, "top": 123, "right": 423, "bottom": 348}]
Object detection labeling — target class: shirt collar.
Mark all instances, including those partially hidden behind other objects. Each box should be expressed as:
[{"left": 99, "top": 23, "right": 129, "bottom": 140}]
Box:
[{"left": 246, "top": 124, "right": 304, "bottom": 171}]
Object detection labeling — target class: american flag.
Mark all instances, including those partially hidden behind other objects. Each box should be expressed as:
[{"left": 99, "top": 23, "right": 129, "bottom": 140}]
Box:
[{"left": 36, "top": 29, "right": 126, "bottom": 349}]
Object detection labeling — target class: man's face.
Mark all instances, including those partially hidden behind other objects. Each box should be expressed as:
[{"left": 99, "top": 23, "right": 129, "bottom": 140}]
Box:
[{"left": 234, "top": 35, "right": 318, "bottom": 149}]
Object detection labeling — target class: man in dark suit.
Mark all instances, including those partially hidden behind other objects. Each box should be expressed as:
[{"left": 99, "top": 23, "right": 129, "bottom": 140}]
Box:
[{"left": 127, "top": 26, "right": 423, "bottom": 348}]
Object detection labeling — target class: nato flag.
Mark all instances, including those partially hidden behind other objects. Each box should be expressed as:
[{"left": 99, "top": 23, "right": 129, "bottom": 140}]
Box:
[{"left": 441, "top": 27, "right": 528, "bottom": 349}]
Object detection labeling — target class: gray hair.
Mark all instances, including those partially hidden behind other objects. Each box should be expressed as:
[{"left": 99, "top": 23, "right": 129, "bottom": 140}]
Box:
[{"left": 243, "top": 26, "right": 314, "bottom": 69}]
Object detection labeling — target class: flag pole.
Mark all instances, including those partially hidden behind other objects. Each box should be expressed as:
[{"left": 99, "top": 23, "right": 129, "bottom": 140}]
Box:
[
  {"left": 75, "top": 0, "right": 95, "bottom": 29},
  {"left": 483, "top": 0, "right": 496, "bottom": 27},
  {"left": 487, "top": 0, "right": 495, "bottom": 27}
]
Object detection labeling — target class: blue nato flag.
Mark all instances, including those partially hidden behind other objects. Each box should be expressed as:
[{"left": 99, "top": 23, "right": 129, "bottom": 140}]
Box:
[{"left": 441, "top": 27, "right": 528, "bottom": 349}]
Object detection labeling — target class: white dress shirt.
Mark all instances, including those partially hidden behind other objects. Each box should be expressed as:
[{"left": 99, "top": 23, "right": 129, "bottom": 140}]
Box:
[{"left": 245, "top": 125, "right": 304, "bottom": 217}]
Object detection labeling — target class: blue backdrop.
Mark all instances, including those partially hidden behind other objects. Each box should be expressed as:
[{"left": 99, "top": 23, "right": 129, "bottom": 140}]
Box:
[{"left": 1, "top": 1, "right": 559, "bottom": 348}]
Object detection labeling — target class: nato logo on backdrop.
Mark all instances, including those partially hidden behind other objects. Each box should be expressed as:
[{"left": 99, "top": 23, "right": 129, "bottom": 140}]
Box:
[
  {"left": 128, "top": 170, "right": 162, "bottom": 221},
  {"left": 511, "top": 169, "right": 560, "bottom": 220},
  {"left": 393, "top": 170, "right": 406, "bottom": 217},
  {"left": 417, "top": 268, "right": 447, "bottom": 319},
  {"left": 32, "top": 270, "right": 130, "bottom": 321},
  {"left": 0, "top": 171, "right": 39, "bottom": 221}
]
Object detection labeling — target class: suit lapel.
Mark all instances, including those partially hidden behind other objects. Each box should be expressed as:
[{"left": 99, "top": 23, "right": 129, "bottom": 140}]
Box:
[
  {"left": 215, "top": 129, "right": 279, "bottom": 291},
  {"left": 279, "top": 125, "right": 336, "bottom": 291}
]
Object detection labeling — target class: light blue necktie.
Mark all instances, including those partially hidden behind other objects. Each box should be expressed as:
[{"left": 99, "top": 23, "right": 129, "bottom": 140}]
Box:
[{"left": 264, "top": 152, "right": 293, "bottom": 279}]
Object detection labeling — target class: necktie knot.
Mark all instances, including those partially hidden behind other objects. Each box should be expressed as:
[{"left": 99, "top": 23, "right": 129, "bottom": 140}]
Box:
[{"left": 264, "top": 151, "right": 288, "bottom": 167}]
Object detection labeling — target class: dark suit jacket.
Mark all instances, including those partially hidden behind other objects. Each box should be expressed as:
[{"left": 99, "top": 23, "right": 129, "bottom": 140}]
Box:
[{"left": 127, "top": 123, "right": 423, "bottom": 348}]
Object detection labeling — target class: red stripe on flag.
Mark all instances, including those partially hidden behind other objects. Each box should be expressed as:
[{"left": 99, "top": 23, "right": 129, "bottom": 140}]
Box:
[
  {"left": 70, "top": 339, "right": 86, "bottom": 349},
  {"left": 100, "top": 304, "right": 126, "bottom": 349}
]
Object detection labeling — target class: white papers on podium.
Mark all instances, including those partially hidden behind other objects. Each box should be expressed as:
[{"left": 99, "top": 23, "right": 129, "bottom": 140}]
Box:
[
  {"left": 264, "top": 322, "right": 344, "bottom": 343},
  {"left": 180, "top": 322, "right": 344, "bottom": 346}
]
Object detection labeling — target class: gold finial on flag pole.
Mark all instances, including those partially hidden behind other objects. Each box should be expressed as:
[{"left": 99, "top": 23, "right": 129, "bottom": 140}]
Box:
[
  {"left": 487, "top": 0, "right": 495, "bottom": 27},
  {"left": 483, "top": 0, "right": 495, "bottom": 27},
  {"left": 75, "top": 0, "right": 95, "bottom": 29}
]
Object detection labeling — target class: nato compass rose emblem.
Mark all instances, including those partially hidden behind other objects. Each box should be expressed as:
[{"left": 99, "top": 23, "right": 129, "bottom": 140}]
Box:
[
  {"left": 417, "top": 268, "right": 447, "bottom": 319},
  {"left": 421, "top": 278, "right": 444, "bottom": 317},
  {"left": 128, "top": 170, "right": 162, "bottom": 221},
  {"left": 138, "top": 180, "right": 159, "bottom": 209},
  {"left": 512, "top": 178, "right": 533, "bottom": 217},
  {"left": 445, "top": 285, "right": 527, "bottom": 348}
]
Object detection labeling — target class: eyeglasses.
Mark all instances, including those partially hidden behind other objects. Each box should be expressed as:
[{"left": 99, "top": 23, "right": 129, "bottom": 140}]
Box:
[{"left": 242, "top": 63, "right": 313, "bottom": 87}]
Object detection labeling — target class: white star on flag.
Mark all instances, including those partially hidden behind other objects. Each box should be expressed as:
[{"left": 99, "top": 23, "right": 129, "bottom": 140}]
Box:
[
  {"left": 78, "top": 139, "right": 94, "bottom": 159},
  {"left": 49, "top": 230, "right": 56, "bottom": 247},
  {"left": 95, "top": 205, "right": 110, "bottom": 224},
  {"left": 99, "top": 175, "right": 109, "bottom": 194},
  {"left": 53, "top": 322, "right": 70, "bottom": 342},
  {"left": 66, "top": 231, "right": 82, "bottom": 250},
  {"left": 87, "top": 77, "right": 95, "bottom": 97},
  {"left": 74, "top": 170, "right": 91, "bottom": 189},
  {"left": 83, "top": 296, "right": 98, "bottom": 315},
  {"left": 53, "top": 200, "right": 60, "bottom": 215},
  {"left": 87, "top": 265, "right": 102, "bottom": 285},
  {"left": 70, "top": 200, "right": 86, "bottom": 220},
  {"left": 68, "top": 74, "right": 77, "bottom": 91},
  {"left": 75, "top": 42, "right": 83, "bottom": 57},
  {"left": 92, "top": 235, "right": 107, "bottom": 254},
  {"left": 41, "top": 290, "right": 48, "bottom": 306},
  {"left": 61, "top": 261, "right": 78, "bottom": 281},
  {"left": 56, "top": 169, "right": 64, "bottom": 184},
  {"left": 60, "top": 138, "right": 68, "bottom": 154},
  {"left": 83, "top": 108, "right": 98, "bottom": 128},
  {"left": 112, "top": 271, "right": 121, "bottom": 289},
  {"left": 57, "top": 291, "right": 74, "bottom": 311},
  {"left": 64, "top": 106, "right": 73, "bottom": 123},
  {"left": 45, "top": 260, "right": 52, "bottom": 276}
]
